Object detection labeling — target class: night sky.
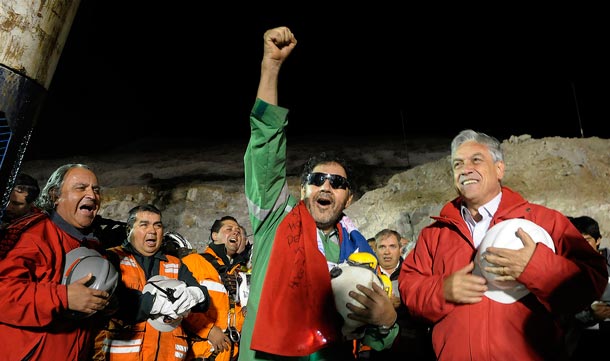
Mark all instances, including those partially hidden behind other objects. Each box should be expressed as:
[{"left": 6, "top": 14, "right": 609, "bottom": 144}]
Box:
[{"left": 26, "top": 5, "right": 609, "bottom": 159}]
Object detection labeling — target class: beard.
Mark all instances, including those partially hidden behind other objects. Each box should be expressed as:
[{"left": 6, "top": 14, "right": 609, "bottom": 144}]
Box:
[{"left": 304, "top": 196, "right": 344, "bottom": 232}]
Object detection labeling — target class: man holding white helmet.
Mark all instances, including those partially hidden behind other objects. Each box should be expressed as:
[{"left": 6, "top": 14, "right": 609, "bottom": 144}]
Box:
[
  {"left": 0, "top": 163, "right": 115, "bottom": 360},
  {"left": 102, "top": 204, "right": 209, "bottom": 360},
  {"left": 399, "top": 129, "right": 608, "bottom": 360},
  {"left": 239, "top": 26, "right": 397, "bottom": 361}
]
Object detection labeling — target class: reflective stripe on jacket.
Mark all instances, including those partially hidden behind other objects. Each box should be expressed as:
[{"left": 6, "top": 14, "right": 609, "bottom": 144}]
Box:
[
  {"left": 104, "top": 248, "right": 189, "bottom": 360},
  {"left": 182, "top": 247, "right": 244, "bottom": 361}
]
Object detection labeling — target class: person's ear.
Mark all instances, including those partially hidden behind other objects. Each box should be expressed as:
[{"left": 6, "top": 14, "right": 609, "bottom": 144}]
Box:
[
  {"left": 345, "top": 192, "right": 354, "bottom": 208},
  {"left": 496, "top": 160, "right": 505, "bottom": 181}
]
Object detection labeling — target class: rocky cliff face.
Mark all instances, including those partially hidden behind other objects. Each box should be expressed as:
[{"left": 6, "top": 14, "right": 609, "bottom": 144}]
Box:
[
  {"left": 346, "top": 135, "right": 610, "bottom": 251},
  {"left": 21, "top": 135, "right": 610, "bottom": 251}
]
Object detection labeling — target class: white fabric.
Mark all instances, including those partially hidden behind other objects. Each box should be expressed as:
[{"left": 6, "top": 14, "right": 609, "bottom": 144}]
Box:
[
  {"left": 461, "top": 192, "right": 501, "bottom": 249},
  {"left": 144, "top": 275, "right": 188, "bottom": 300},
  {"left": 472, "top": 209, "right": 493, "bottom": 249},
  {"left": 237, "top": 271, "right": 250, "bottom": 306},
  {"left": 340, "top": 215, "right": 358, "bottom": 234},
  {"left": 149, "top": 294, "right": 179, "bottom": 319},
  {"left": 474, "top": 218, "right": 556, "bottom": 304},
  {"left": 143, "top": 275, "right": 189, "bottom": 331},
  {"left": 173, "top": 286, "right": 205, "bottom": 315}
]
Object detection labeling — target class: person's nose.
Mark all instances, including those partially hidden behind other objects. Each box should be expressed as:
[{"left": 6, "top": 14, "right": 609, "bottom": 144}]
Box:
[{"left": 84, "top": 186, "right": 98, "bottom": 199}]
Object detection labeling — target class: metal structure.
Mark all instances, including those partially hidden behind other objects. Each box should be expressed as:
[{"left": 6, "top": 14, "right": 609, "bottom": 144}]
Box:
[{"left": 0, "top": 0, "right": 81, "bottom": 215}]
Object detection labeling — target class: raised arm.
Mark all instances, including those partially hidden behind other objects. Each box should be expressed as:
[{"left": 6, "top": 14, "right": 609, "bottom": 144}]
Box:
[{"left": 256, "top": 26, "right": 297, "bottom": 105}]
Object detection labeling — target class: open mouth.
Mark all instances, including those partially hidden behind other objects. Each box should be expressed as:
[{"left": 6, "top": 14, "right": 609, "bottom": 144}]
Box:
[
  {"left": 316, "top": 195, "right": 332, "bottom": 207},
  {"left": 78, "top": 203, "right": 96, "bottom": 216}
]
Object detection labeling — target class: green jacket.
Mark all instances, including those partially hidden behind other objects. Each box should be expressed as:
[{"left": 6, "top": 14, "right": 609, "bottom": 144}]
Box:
[{"left": 239, "top": 99, "right": 397, "bottom": 361}]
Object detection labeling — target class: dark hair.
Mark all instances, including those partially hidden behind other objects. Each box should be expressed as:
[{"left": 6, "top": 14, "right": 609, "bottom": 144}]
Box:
[
  {"left": 568, "top": 215, "right": 601, "bottom": 240},
  {"left": 125, "top": 204, "right": 162, "bottom": 233},
  {"left": 13, "top": 173, "right": 40, "bottom": 204},
  {"left": 299, "top": 151, "right": 355, "bottom": 192},
  {"left": 210, "top": 215, "right": 238, "bottom": 240}
]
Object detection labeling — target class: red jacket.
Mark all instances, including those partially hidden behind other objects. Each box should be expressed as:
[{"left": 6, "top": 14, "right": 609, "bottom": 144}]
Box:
[
  {"left": 0, "top": 216, "right": 98, "bottom": 360},
  {"left": 399, "top": 186, "right": 608, "bottom": 360}
]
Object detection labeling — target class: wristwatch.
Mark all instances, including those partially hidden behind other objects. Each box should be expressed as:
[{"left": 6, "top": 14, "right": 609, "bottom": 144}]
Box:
[{"left": 377, "top": 323, "right": 394, "bottom": 335}]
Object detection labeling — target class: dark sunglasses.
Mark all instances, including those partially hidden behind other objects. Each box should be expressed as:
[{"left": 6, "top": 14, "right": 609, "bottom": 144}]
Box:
[{"left": 306, "top": 172, "right": 350, "bottom": 190}]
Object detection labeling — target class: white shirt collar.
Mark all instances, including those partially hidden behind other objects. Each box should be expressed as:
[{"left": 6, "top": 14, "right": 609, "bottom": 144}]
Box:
[{"left": 461, "top": 192, "right": 502, "bottom": 248}]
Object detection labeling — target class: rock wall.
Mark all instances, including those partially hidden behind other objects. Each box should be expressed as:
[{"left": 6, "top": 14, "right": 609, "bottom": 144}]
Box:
[
  {"left": 346, "top": 135, "right": 610, "bottom": 250},
  {"left": 21, "top": 135, "right": 610, "bottom": 252}
]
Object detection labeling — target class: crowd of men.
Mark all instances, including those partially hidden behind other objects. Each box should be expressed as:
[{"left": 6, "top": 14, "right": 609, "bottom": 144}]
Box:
[{"left": 0, "top": 25, "right": 607, "bottom": 361}]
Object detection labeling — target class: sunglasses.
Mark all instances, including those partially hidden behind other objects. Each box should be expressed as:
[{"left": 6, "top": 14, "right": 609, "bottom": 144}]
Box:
[{"left": 306, "top": 172, "right": 350, "bottom": 190}]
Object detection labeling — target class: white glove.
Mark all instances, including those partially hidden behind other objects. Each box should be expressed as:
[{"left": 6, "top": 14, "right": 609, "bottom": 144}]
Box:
[
  {"left": 149, "top": 293, "right": 179, "bottom": 319},
  {"left": 172, "top": 286, "right": 206, "bottom": 316},
  {"left": 143, "top": 275, "right": 187, "bottom": 319}
]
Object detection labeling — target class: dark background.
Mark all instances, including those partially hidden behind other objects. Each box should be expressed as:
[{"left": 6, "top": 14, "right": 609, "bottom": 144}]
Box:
[{"left": 26, "top": 4, "right": 609, "bottom": 159}]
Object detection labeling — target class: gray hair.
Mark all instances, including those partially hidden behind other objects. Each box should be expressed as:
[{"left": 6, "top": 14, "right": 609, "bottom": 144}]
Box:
[
  {"left": 450, "top": 129, "right": 504, "bottom": 163},
  {"left": 35, "top": 164, "right": 92, "bottom": 212}
]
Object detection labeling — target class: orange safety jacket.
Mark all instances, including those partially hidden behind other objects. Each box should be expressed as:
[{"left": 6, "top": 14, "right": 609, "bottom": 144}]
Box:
[
  {"left": 182, "top": 247, "right": 245, "bottom": 361},
  {"left": 102, "top": 248, "right": 190, "bottom": 360}
]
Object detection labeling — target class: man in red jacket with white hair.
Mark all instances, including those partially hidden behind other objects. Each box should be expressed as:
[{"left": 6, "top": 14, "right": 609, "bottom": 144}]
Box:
[
  {"left": 399, "top": 129, "right": 608, "bottom": 360},
  {"left": 0, "top": 164, "right": 113, "bottom": 360}
]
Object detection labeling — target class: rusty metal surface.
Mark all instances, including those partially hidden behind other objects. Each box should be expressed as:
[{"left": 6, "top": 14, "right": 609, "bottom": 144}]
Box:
[
  {"left": 0, "top": 1, "right": 81, "bottom": 214},
  {"left": 0, "top": 0, "right": 81, "bottom": 89}
]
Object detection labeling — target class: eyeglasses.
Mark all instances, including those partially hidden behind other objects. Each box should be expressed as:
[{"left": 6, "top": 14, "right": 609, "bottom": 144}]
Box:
[{"left": 306, "top": 172, "right": 350, "bottom": 190}]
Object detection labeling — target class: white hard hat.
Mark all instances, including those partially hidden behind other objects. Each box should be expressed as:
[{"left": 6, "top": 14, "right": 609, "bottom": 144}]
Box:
[
  {"left": 330, "top": 253, "right": 384, "bottom": 339},
  {"left": 147, "top": 314, "right": 184, "bottom": 333},
  {"left": 163, "top": 231, "right": 193, "bottom": 250},
  {"left": 63, "top": 247, "right": 118, "bottom": 293},
  {"left": 62, "top": 247, "right": 119, "bottom": 318},
  {"left": 143, "top": 275, "right": 187, "bottom": 332},
  {"left": 474, "top": 218, "right": 555, "bottom": 304}
]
